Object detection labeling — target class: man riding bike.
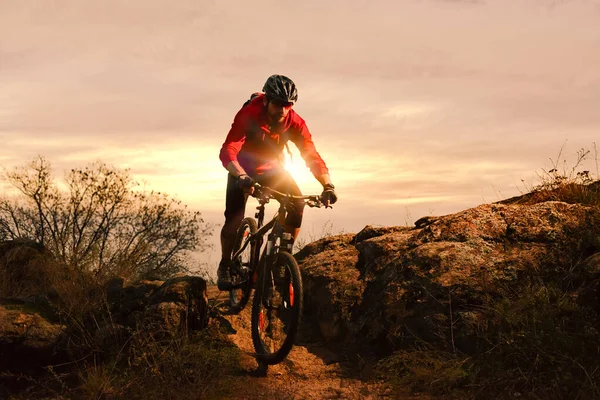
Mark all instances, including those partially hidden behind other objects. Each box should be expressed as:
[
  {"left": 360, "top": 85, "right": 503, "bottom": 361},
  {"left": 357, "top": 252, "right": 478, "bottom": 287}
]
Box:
[{"left": 217, "top": 74, "right": 337, "bottom": 290}]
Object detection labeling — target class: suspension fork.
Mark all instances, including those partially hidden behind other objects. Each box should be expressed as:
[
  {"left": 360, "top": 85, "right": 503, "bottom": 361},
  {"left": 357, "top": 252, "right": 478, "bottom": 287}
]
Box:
[
  {"left": 257, "top": 221, "right": 283, "bottom": 308},
  {"left": 256, "top": 197, "right": 291, "bottom": 300},
  {"left": 276, "top": 198, "right": 295, "bottom": 253}
]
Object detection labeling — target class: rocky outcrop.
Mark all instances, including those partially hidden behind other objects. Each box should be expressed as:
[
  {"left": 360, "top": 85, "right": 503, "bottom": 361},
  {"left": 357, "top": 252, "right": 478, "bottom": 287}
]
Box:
[
  {"left": 299, "top": 201, "right": 600, "bottom": 356},
  {"left": 0, "top": 298, "right": 66, "bottom": 372},
  {"left": 0, "top": 239, "right": 57, "bottom": 297},
  {"left": 0, "top": 253, "right": 208, "bottom": 372},
  {"left": 107, "top": 275, "right": 209, "bottom": 333}
]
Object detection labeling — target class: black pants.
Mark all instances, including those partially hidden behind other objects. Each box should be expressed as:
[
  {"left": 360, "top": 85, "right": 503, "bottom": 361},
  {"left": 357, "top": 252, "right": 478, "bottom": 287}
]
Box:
[{"left": 222, "top": 170, "right": 305, "bottom": 241}]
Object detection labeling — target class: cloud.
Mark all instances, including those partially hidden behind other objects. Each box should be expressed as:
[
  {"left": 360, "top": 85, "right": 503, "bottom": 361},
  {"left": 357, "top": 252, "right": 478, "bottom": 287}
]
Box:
[{"left": 2, "top": 0, "right": 600, "bottom": 263}]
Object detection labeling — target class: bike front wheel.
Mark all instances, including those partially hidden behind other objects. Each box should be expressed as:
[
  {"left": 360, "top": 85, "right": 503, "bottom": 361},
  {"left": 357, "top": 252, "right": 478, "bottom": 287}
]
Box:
[
  {"left": 229, "top": 217, "right": 258, "bottom": 313},
  {"left": 251, "top": 251, "right": 303, "bottom": 365}
]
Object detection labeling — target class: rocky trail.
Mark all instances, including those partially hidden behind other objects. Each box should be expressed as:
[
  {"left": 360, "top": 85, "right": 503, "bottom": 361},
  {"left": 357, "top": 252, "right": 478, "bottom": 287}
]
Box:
[
  {"left": 2, "top": 184, "right": 600, "bottom": 399},
  {"left": 206, "top": 286, "right": 420, "bottom": 400}
]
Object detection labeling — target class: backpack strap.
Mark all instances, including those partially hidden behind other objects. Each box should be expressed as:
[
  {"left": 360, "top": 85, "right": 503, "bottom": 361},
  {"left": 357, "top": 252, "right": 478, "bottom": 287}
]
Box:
[{"left": 242, "top": 92, "right": 262, "bottom": 108}]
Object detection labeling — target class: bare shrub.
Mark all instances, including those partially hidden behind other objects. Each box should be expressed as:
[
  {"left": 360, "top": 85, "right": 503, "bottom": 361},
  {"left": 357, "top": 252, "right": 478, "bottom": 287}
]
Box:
[
  {"left": 0, "top": 157, "right": 224, "bottom": 399},
  {"left": 0, "top": 156, "right": 212, "bottom": 282}
]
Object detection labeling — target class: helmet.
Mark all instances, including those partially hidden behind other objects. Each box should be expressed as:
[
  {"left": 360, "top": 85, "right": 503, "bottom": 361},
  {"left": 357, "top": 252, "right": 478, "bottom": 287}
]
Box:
[{"left": 262, "top": 74, "right": 298, "bottom": 104}]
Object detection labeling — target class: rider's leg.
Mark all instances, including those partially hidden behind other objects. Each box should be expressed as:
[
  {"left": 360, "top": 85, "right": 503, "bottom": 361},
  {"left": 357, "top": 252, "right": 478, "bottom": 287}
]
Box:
[
  {"left": 268, "top": 170, "right": 305, "bottom": 243},
  {"left": 220, "top": 223, "right": 240, "bottom": 262},
  {"left": 284, "top": 225, "right": 301, "bottom": 241},
  {"left": 218, "top": 174, "right": 248, "bottom": 289},
  {"left": 284, "top": 200, "right": 304, "bottom": 244}
]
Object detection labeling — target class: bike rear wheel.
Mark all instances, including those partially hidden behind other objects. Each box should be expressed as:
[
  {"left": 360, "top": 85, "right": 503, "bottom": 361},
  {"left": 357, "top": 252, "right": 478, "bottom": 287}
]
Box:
[
  {"left": 251, "top": 251, "right": 303, "bottom": 365},
  {"left": 229, "top": 217, "right": 258, "bottom": 313}
]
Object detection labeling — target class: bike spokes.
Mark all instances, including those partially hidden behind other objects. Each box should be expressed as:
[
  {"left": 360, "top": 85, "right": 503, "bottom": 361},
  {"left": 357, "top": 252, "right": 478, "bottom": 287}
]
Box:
[
  {"left": 229, "top": 218, "right": 257, "bottom": 313},
  {"left": 251, "top": 252, "right": 302, "bottom": 365},
  {"left": 229, "top": 257, "right": 247, "bottom": 307}
]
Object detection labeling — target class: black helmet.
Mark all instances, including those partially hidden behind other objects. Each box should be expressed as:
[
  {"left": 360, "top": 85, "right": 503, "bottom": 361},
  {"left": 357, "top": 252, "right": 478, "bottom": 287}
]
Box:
[{"left": 262, "top": 74, "right": 298, "bottom": 104}]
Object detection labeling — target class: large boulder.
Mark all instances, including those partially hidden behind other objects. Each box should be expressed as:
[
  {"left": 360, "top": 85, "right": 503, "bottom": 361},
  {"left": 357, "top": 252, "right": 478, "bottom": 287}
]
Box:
[
  {"left": 108, "top": 276, "right": 209, "bottom": 334},
  {"left": 0, "top": 240, "right": 68, "bottom": 372},
  {"left": 299, "top": 201, "right": 600, "bottom": 356},
  {"left": 143, "top": 275, "right": 209, "bottom": 333},
  {"left": 0, "top": 239, "right": 57, "bottom": 297},
  {"left": 0, "top": 298, "right": 66, "bottom": 372},
  {"left": 296, "top": 234, "right": 363, "bottom": 342},
  {"left": 0, "top": 273, "right": 208, "bottom": 373}
]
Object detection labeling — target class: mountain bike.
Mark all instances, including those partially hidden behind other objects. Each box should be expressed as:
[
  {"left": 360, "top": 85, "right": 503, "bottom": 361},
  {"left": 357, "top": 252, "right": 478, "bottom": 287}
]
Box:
[{"left": 227, "top": 183, "right": 326, "bottom": 365}]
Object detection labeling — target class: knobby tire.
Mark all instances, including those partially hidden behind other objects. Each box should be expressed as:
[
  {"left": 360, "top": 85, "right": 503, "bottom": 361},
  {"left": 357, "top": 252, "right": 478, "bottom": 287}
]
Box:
[
  {"left": 251, "top": 251, "right": 303, "bottom": 365},
  {"left": 229, "top": 217, "right": 258, "bottom": 313}
]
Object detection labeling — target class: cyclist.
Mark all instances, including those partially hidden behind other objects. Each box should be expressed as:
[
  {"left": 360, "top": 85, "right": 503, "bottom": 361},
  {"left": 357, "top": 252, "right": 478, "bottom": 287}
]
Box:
[{"left": 217, "top": 74, "right": 337, "bottom": 290}]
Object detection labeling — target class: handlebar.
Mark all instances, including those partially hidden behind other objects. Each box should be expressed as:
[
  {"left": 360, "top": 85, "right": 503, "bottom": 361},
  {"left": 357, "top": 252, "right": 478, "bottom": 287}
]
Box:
[{"left": 251, "top": 183, "right": 328, "bottom": 208}]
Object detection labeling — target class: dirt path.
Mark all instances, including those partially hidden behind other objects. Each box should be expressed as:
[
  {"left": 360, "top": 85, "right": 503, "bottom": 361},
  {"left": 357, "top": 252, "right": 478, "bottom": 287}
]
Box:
[{"left": 207, "top": 286, "right": 426, "bottom": 400}]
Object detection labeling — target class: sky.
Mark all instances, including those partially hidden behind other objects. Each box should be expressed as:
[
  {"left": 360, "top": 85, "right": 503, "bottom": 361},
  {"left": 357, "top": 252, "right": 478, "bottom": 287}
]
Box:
[{"left": 1, "top": 0, "right": 600, "bottom": 267}]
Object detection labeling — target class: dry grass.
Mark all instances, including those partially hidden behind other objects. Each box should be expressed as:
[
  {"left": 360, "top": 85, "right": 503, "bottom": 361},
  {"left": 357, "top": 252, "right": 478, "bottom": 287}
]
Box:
[
  {"left": 377, "top": 145, "right": 600, "bottom": 399},
  {"left": 72, "top": 323, "right": 242, "bottom": 400},
  {"left": 294, "top": 219, "right": 344, "bottom": 253},
  {"left": 509, "top": 144, "right": 600, "bottom": 206},
  {"left": 0, "top": 159, "right": 230, "bottom": 399},
  {"left": 1, "top": 249, "right": 242, "bottom": 399},
  {"left": 1, "top": 312, "right": 243, "bottom": 399},
  {"left": 377, "top": 262, "right": 600, "bottom": 399},
  {"left": 4, "top": 147, "right": 600, "bottom": 399}
]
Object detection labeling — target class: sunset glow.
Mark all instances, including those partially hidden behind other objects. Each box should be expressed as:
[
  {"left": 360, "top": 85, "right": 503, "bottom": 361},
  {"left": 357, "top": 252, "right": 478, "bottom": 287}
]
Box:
[{"left": 2, "top": 0, "right": 600, "bottom": 269}]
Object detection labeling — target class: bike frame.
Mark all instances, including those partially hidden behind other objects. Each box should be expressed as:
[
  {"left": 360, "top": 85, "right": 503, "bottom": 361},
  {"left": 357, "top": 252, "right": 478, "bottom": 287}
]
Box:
[
  {"left": 230, "top": 186, "right": 322, "bottom": 284},
  {"left": 231, "top": 193, "right": 289, "bottom": 279},
  {"left": 229, "top": 184, "right": 326, "bottom": 365}
]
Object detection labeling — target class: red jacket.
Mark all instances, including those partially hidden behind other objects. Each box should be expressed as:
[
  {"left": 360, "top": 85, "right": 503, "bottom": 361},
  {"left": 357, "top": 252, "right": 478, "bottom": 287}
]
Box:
[{"left": 219, "top": 94, "right": 329, "bottom": 177}]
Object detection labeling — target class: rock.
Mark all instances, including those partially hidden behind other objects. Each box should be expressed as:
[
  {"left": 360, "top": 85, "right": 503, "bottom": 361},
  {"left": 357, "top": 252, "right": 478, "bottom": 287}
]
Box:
[
  {"left": 0, "top": 299, "right": 66, "bottom": 372},
  {"left": 0, "top": 237, "right": 209, "bottom": 374},
  {"left": 582, "top": 253, "right": 600, "bottom": 275},
  {"left": 296, "top": 234, "right": 364, "bottom": 342},
  {"left": 299, "top": 200, "right": 600, "bottom": 356},
  {"left": 145, "top": 276, "right": 209, "bottom": 332},
  {"left": 0, "top": 273, "right": 208, "bottom": 372},
  {"left": 0, "top": 239, "right": 56, "bottom": 297},
  {"left": 353, "top": 225, "right": 411, "bottom": 244},
  {"left": 106, "top": 276, "right": 125, "bottom": 298},
  {"left": 579, "top": 253, "right": 600, "bottom": 313},
  {"left": 109, "top": 279, "right": 164, "bottom": 321},
  {"left": 109, "top": 276, "right": 209, "bottom": 334},
  {"left": 414, "top": 215, "right": 443, "bottom": 229}
]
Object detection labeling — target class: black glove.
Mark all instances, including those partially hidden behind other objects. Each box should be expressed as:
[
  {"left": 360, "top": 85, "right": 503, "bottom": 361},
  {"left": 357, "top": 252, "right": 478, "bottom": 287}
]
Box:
[
  {"left": 237, "top": 174, "right": 255, "bottom": 190},
  {"left": 321, "top": 183, "right": 337, "bottom": 206}
]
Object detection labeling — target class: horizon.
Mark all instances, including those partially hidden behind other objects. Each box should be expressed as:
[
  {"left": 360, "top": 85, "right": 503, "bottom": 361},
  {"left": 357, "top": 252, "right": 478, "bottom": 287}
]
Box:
[{"left": 2, "top": 0, "right": 600, "bottom": 271}]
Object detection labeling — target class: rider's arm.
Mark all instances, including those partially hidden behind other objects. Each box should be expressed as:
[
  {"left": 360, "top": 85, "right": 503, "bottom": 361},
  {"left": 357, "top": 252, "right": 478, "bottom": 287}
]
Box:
[
  {"left": 225, "top": 161, "right": 248, "bottom": 178},
  {"left": 288, "top": 114, "right": 330, "bottom": 184},
  {"left": 314, "top": 173, "right": 333, "bottom": 188},
  {"left": 219, "top": 110, "right": 250, "bottom": 175}
]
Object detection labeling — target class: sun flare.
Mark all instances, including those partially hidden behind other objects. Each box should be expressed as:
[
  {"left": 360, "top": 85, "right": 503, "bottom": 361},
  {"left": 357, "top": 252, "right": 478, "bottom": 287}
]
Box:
[
  {"left": 283, "top": 150, "right": 300, "bottom": 176},
  {"left": 282, "top": 149, "right": 315, "bottom": 185}
]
